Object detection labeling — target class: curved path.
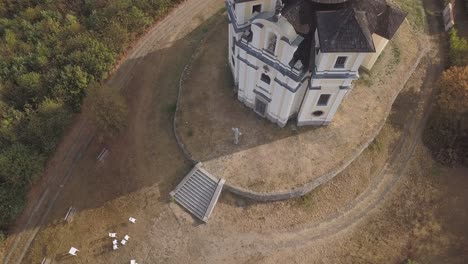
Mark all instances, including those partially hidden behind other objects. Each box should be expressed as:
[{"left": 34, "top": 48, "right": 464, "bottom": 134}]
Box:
[
  {"left": 2, "top": 0, "right": 444, "bottom": 262},
  {"left": 174, "top": 19, "right": 428, "bottom": 200},
  {"left": 152, "top": 31, "right": 441, "bottom": 263}
]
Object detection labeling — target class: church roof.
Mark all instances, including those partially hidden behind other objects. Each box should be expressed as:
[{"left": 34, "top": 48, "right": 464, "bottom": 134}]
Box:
[
  {"left": 316, "top": 8, "right": 375, "bottom": 52},
  {"left": 281, "top": 0, "right": 406, "bottom": 51}
]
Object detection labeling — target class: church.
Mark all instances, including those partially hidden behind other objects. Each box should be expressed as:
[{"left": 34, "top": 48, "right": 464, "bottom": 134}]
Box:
[{"left": 227, "top": 0, "right": 406, "bottom": 126}]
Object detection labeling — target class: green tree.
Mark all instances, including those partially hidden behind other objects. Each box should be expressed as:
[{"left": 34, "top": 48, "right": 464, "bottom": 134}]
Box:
[
  {"left": 66, "top": 35, "right": 115, "bottom": 80},
  {"left": 0, "top": 106, "right": 23, "bottom": 148},
  {"left": 0, "top": 183, "right": 26, "bottom": 232},
  {"left": 21, "top": 98, "right": 72, "bottom": 153},
  {"left": 89, "top": 85, "right": 128, "bottom": 138},
  {"left": 0, "top": 143, "right": 44, "bottom": 188},
  {"left": 449, "top": 29, "right": 468, "bottom": 66},
  {"left": 53, "top": 65, "right": 91, "bottom": 111}
]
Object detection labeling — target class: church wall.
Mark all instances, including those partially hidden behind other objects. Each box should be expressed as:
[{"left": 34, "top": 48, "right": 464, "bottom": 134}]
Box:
[
  {"left": 234, "top": 0, "right": 276, "bottom": 25},
  {"left": 297, "top": 78, "right": 351, "bottom": 126},
  {"left": 316, "top": 52, "right": 366, "bottom": 73},
  {"left": 228, "top": 0, "right": 395, "bottom": 127},
  {"left": 361, "top": 34, "right": 389, "bottom": 71}
]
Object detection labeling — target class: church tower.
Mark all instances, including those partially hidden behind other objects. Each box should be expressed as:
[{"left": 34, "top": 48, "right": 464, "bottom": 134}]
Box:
[{"left": 226, "top": 0, "right": 406, "bottom": 127}]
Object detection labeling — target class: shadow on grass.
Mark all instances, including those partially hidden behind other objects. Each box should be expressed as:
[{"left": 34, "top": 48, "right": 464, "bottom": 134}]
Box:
[{"left": 3, "top": 9, "right": 227, "bottom": 264}]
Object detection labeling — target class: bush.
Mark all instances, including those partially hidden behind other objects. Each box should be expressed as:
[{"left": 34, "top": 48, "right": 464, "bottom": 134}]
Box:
[
  {"left": 0, "top": 183, "right": 26, "bottom": 233},
  {"left": 21, "top": 99, "right": 72, "bottom": 153},
  {"left": 89, "top": 85, "right": 128, "bottom": 139},
  {"left": 424, "top": 66, "right": 468, "bottom": 166},
  {"left": 0, "top": 144, "right": 44, "bottom": 188},
  {"left": 449, "top": 29, "right": 468, "bottom": 66},
  {"left": 437, "top": 66, "right": 468, "bottom": 112}
]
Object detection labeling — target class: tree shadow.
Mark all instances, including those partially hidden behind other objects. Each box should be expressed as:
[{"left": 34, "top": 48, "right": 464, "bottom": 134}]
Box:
[{"left": 3, "top": 12, "right": 224, "bottom": 263}]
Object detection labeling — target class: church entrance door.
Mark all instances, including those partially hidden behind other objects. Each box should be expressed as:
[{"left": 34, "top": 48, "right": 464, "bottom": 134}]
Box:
[{"left": 254, "top": 98, "right": 267, "bottom": 117}]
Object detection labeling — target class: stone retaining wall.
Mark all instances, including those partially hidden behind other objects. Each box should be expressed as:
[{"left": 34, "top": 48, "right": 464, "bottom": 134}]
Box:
[{"left": 173, "top": 19, "right": 429, "bottom": 202}]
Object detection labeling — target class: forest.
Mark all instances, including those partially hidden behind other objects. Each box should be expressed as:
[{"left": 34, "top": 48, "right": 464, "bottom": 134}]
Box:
[{"left": 0, "top": 0, "right": 181, "bottom": 239}]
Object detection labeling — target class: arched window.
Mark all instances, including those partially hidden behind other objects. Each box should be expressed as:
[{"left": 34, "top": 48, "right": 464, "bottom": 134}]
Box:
[
  {"left": 260, "top": 74, "right": 271, "bottom": 84},
  {"left": 266, "top": 33, "right": 277, "bottom": 54}
]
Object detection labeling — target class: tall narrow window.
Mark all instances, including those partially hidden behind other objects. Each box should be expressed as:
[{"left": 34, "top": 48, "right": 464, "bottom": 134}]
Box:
[
  {"left": 252, "top": 4, "right": 262, "bottom": 14},
  {"left": 334, "top": 56, "right": 347, "bottom": 68},
  {"left": 232, "top": 37, "right": 236, "bottom": 53},
  {"left": 260, "top": 74, "right": 270, "bottom": 84},
  {"left": 266, "top": 33, "right": 277, "bottom": 54},
  {"left": 317, "top": 94, "right": 331, "bottom": 106}
]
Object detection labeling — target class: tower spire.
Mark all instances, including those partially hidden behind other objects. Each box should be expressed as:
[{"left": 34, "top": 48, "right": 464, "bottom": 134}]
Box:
[{"left": 273, "top": 0, "right": 284, "bottom": 22}]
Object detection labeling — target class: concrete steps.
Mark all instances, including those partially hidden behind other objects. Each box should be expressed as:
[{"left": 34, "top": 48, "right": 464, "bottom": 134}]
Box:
[{"left": 170, "top": 163, "right": 225, "bottom": 222}]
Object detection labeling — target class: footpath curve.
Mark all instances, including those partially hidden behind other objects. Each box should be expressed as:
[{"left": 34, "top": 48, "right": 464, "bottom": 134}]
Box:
[{"left": 173, "top": 21, "right": 430, "bottom": 202}]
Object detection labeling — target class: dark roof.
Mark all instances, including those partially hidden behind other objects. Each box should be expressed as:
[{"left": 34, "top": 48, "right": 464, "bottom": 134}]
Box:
[
  {"left": 316, "top": 8, "right": 375, "bottom": 52},
  {"left": 281, "top": 0, "right": 407, "bottom": 48},
  {"left": 352, "top": 0, "right": 407, "bottom": 39},
  {"left": 283, "top": 0, "right": 315, "bottom": 36}
]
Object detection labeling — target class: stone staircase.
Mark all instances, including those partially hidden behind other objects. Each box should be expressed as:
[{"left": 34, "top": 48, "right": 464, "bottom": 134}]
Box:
[{"left": 170, "top": 163, "right": 225, "bottom": 222}]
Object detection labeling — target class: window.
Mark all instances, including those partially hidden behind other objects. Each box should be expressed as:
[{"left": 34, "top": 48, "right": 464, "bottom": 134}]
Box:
[
  {"left": 334, "top": 56, "right": 347, "bottom": 68},
  {"left": 232, "top": 37, "right": 236, "bottom": 53},
  {"left": 266, "top": 33, "right": 277, "bottom": 54},
  {"left": 317, "top": 94, "right": 331, "bottom": 106},
  {"left": 312, "top": 111, "right": 324, "bottom": 117},
  {"left": 260, "top": 74, "right": 270, "bottom": 84},
  {"left": 255, "top": 98, "right": 267, "bottom": 116},
  {"left": 252, "top": 4, "right": 262, "bottom": 14},
  {"left": 232, "top": 56, "right": 235, "bottom": 66}
]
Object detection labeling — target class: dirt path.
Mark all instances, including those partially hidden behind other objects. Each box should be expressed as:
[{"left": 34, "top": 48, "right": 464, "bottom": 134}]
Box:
[
  {"left": 1, "top": 1, "right": 223, "bottom": 263},
  {"left": 138, "top": 33, "right": 442, "bottom": 263},
  {"left": 0, "top": 0, "right": 455, "bottom": 262}
]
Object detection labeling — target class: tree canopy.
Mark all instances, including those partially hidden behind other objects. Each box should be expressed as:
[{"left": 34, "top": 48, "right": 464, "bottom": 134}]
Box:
[{"left": 0, "top": 0, "right": 182, "bottom": 237}]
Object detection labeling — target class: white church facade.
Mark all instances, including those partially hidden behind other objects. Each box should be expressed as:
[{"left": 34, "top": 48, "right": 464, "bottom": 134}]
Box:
[{"left": 226, "top": 0, "right": 406, "bottom": 126}]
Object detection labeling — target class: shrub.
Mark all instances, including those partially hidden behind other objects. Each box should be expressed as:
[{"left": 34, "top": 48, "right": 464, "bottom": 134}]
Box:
[
  {"left": 0, "top": 183, "right": 26, "bottom": 233},
  {"left": 21, "top": 99, "right": 72, "bottom": 153},
  {"left": 0, "top": 143, "right": 44, "bottom": 188},
  {"left": 449, "top": 29, "right": 468, "bottom": 67},
  {"left": 88, "top": 85, "right": 128, "bottom": 139},
  {"left": 423, "top": 66, "right": 468, "bottom": 166},
  {"left": 437, "top": 66, "right": 468, "bottom": 113}
]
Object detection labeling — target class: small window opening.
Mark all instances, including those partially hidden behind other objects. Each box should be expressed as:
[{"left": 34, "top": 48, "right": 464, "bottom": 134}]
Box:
[
  {"left": 317, "top": 94, "right": 331, "bottom": 106},
  {"left": 232, "top": 37, "right": 236, "bottom": 53},
  {"left": 334, "top": 56, "right": 347, "bottom": 68},
  {"left": 266, "top": 33, "right": 277, "bottom": 54},
  {"left": 260, "top": 74, "right": 270, "bottom": 84},
  {"left": 232, "top": 56, "right": 235, "bottom": 66},
  {"left": 312, "top": 110, "right": 324, "bottom": 117},
  {"left": 252, "top": 4, "right": 262, "bottom": 14}
]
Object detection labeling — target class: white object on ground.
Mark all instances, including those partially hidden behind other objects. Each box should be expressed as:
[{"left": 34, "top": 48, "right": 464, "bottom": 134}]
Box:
[
  {"left": 232, "top": 128, "right": 242, "bottom": 145},
  {"left": 124, "top": 235, "right": 130, "bottom": 240},
  {"left": 128, "top": 217, "right": 136, "bottom": 223},
  {"left": 121, "top": 239, "right": 127, "bottom": 245},
  {"left": 130, "top": 260, "right": 138, "bottom": 264},
  {"left": 68, "top": 247, "right": 79, "bottom": 256},
  {"left": 112, "top": 239, "right": 118, "bottom": 245},
  {"left": 109, "top": 233, "right": 117, "bottom": 238},
  {"left": 113, "top": 244, "right": 119, "bottom": 250}
]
